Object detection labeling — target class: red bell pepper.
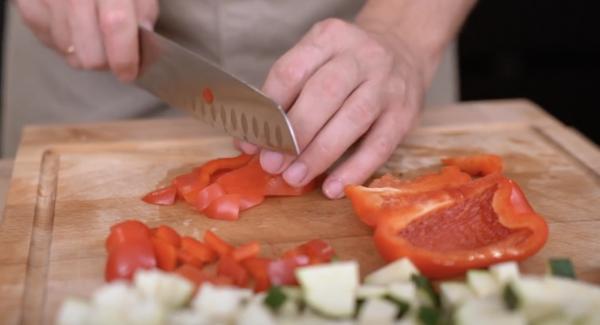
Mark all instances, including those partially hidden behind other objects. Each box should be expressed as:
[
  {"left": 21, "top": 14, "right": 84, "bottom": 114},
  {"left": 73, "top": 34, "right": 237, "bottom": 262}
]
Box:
[{"left": 345, "top": 154, "right": 548, "bottom": 279}]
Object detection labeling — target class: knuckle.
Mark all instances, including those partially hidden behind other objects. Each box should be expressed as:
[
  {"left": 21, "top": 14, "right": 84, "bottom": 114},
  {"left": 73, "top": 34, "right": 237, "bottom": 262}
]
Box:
[
  {"left": 360, "top": 39, "right": 393, "bottom": 64},
  {"left": 80, "top": 56, "right": 107, "bottom": 70},
  {"left": 312, "top": 18, "right": 349, "bottom": 43},
  {"left": 271, "top": 59, "right": 306, "bottom": 87},
  {"left": 371, "top": 136, "right": 395, "bottom": 158},
  {"left": 100, "top": 9, "right": 130, "bottom": 33},
  {"left": 316, "top": 74, "right": 346, "bottom": 99},
  {"left": 347, "top": 99, "right": 377, "bottom": 127},
  {"left": 312, "top": 137, "right": 338, "bottom": 160}
]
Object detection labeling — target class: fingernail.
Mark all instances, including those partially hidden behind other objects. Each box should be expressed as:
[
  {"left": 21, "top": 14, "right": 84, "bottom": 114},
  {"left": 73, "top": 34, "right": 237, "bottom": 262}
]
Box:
[
  {"left": 140, "top": 20, "right": 154, "bottom": 31},
  {"left": 240, "top": 141, "right": 259, "bottom": 154},
  {"left": 323, "top": 178, "right": 344, "bottom": 199},
  {"left": 283, "top": 162, "right": 308, "bottom": 186},
  {"left": 117, "top": 67, "right": 137, "bottom": 83},
  {"left": 260, "top": 150, "right": 285, "bottom": 174}
]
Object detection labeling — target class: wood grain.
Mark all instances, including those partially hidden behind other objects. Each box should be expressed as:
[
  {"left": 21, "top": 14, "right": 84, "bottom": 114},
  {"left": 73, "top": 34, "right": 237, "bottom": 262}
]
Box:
[
  {"left": 0, "top": 99, "right": 599, "bottom": 324},
  {"left": 0, "top": 159, "right": 13, "bottom": 223}
]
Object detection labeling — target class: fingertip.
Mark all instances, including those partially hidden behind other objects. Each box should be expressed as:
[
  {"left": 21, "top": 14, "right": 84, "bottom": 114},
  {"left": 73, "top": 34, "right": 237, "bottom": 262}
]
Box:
[
  {"left": 239, "top": 141, "right": 259, "bottom": 154},
  {"left": 259, "top": 150, "right": 285, "bottom": 174},
  {"left": 115, "top": 65, "right": 137, "bottom": 82},
  {"left": 322, "top": 177, "right": 345, "bottom": 199}
]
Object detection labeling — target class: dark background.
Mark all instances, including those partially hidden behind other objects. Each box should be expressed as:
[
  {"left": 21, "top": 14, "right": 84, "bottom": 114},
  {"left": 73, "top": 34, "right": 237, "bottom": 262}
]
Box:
[
  {"left": 458, "top": 1, "right": 600, "bottom": 144},
  {"left": 0, "top": 1, "right": 599, "bottom": 144}
]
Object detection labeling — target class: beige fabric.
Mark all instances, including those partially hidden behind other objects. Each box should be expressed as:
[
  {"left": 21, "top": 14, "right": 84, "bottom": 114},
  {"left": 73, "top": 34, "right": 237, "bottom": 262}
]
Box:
[{"left": 1, "top": 0, "right": 456, "bottom": 157}]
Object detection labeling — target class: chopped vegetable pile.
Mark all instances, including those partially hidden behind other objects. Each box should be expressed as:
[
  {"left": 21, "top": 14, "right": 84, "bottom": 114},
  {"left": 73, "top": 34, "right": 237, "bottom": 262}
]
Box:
[
  {"left": 142, "top": 154, "right": 321, "bottom": 221},
  {"left": 58, "top": 256, "right": 600, "bottom": 325},
  {"left": 104, "top": 219, "right": 335, "bottom": 292},
  {"left": 345, "top": 154, "right": 549, "bottom": 279}
]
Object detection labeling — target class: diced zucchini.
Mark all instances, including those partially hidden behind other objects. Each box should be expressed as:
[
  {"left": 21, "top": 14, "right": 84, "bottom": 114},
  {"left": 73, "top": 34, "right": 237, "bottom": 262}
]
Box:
[
  {"left": 192, "top": 283, "right": 252, "bottom": 321},
  {"left": 365, "top": 258, "right": 419, "bottom": 285},
  {"left": 454, "top": 296, "right": 527, "bottom": 325},
  {"left": 278, "top": 299, "right": 301, "bottom": 318},
  {"left": 280, "top": 286, "right": 303, "bottom": 301},
  {"left": 92, "top": 281, "right": 140, "bottom": 309},
  {"left": 357, "top": 298, "right": 398, "bottom": 325},
  {"left": 56, "top": 298, "right": 92, "bottom": 325},
  {"left": 356, "top": 284, "right": 388, "bottom": 299},
  {"left": 417, "top": 306, "right": 442, "bottom": 325},
  {"left": 167, "top": 310, "right": 211, "bottom": 325},
  {"left": 439, "top": 282, "right": 475, "bottom": 308},
  {"left": 237, "top": 300, "right": 277, "bottom": 325},
  {"left": 467, "top": 270, "right": 500, "bottom": 297},
  {"left": 387, "top": 282, "right": 417, "bottom": 306},
  {"left": 502, "top": 284, "right": 519, "bottom": 311},
  {"left": 490, "top": 261, "right": 520, "bottom": 284},
  {"left": 127, "top": 299, "right": 166, "bottom": 325},
  {"left": 296, "top": 261, "right": 359, "bottom": 318},
  {"left": 264, "top": 286, "right": 288, "bottom": 311},
  {"left": 134, "top": 269, "right": 194, "bottom": 309},
  {"left": 411, "top": 274, "right": 440, "bottom": 307},
  {"left": 547, "top": 258, "right": 576, "bottom": 279},
  {"left": 510, "top": 276, "right": 600, "bottom": 321}
]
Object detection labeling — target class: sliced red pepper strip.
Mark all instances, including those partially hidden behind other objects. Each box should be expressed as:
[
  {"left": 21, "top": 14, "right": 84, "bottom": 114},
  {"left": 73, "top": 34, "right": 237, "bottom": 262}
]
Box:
[
  {"left": 217, "top": 255, "right": 249, "bottom": 287},
  {"left": 196, "top": 183, "right": 226, "bottom": 211},
  {"left": 152, "top": 225, "right": 181, "bottom": 248},
  {"left": 204, "top": 230, "right": 234, "bottom": 257},
  {"left": 346, "top": 156, "right": 548, "bottom": 279},
  {"left": 242, "top": 257, "right": 271, "bottom": 292},
  {"left": 232, "top": 241, "right": 261, "bottom": 262},
  {"left": 172, "top": 172, "right": 205, "bottom": 204},
  {"left": 442, "top": 154, "right": 503, "bottom": 176},
  {"left": 204, "top": 194, "right": 242, "bottom": 221},
  {"left": 142, "top": 185, "right": 177, "bottom": 206},
  {"left": 152, "top": 237, "right": 178, "bottom": 271}
]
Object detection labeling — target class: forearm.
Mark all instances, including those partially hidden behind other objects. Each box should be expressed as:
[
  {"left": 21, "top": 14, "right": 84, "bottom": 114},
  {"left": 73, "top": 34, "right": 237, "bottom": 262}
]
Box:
[{"left": 356, "top": 0, "right": 476, "bottom": 86}]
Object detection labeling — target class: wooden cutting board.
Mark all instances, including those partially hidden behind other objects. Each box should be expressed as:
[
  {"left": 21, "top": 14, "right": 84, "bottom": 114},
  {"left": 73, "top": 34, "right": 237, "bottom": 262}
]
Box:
[{"left": 1, "top": 99, "right": 599, "bottom": 324}]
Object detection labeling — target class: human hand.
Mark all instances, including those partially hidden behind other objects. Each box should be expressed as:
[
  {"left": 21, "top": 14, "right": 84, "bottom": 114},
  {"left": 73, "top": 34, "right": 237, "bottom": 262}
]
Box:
[
  {"left": 15, "top": 0, "right": 158, "bottom": 81},
  {"left": 236, "top": 18, "right": 427, "bottom": 199}
]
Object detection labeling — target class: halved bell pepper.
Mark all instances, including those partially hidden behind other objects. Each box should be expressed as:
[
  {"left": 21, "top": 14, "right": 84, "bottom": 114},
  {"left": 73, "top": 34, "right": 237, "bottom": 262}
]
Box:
[{"left": 345, "top": 154, "right": 548, "bottom": 279}]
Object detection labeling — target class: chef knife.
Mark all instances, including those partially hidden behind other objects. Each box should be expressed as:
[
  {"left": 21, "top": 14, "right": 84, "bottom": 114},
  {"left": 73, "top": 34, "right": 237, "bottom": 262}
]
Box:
[{"left": 135, "top": 26, "right": 300, "bottom": 155}]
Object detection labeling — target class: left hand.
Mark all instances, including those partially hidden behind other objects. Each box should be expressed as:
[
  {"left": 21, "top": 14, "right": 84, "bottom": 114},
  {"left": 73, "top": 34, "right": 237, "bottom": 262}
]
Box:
[{"left": 235, "top": 18, "right": 427, "bottom": 199}]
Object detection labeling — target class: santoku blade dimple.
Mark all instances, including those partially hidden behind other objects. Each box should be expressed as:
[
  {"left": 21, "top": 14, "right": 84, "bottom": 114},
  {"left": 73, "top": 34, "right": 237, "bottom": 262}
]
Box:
[{"left": 135, "top": 26, "right": 300, "bottom": 155}]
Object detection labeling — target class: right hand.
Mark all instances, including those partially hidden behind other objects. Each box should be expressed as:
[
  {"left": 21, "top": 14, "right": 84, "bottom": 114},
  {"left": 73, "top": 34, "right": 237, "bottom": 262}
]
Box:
[{"left": 15, "top": 0, "right": 159, "bottom": 81}]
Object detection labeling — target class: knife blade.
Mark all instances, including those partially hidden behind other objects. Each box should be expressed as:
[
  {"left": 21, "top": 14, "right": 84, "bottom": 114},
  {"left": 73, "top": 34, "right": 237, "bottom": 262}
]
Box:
[{"left": 136, "top": 26, "right": 300, "bottom": 155}]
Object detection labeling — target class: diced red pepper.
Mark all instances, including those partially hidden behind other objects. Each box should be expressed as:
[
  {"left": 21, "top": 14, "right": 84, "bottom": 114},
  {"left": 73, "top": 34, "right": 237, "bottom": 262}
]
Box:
[
  {"left": 152, "top": 237, "right": 178, "bottom": 271},
  {"left": 181, "top": 236, "right": 217, "bottom": 263},
  {"left": 152, "top": 225, "right": 181, "bottom": 248},
  {"left": 232, "top": 241, "right": 261, "bottom": 262},
  {"left": 204, "top": 230, "right": 234, "bottom": 257},
  {"left": 242, "top": 257, "right": 271, "bottom": 292},
  {"left": 217, "top": 255, "right": 249, "bottom": 287}
]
